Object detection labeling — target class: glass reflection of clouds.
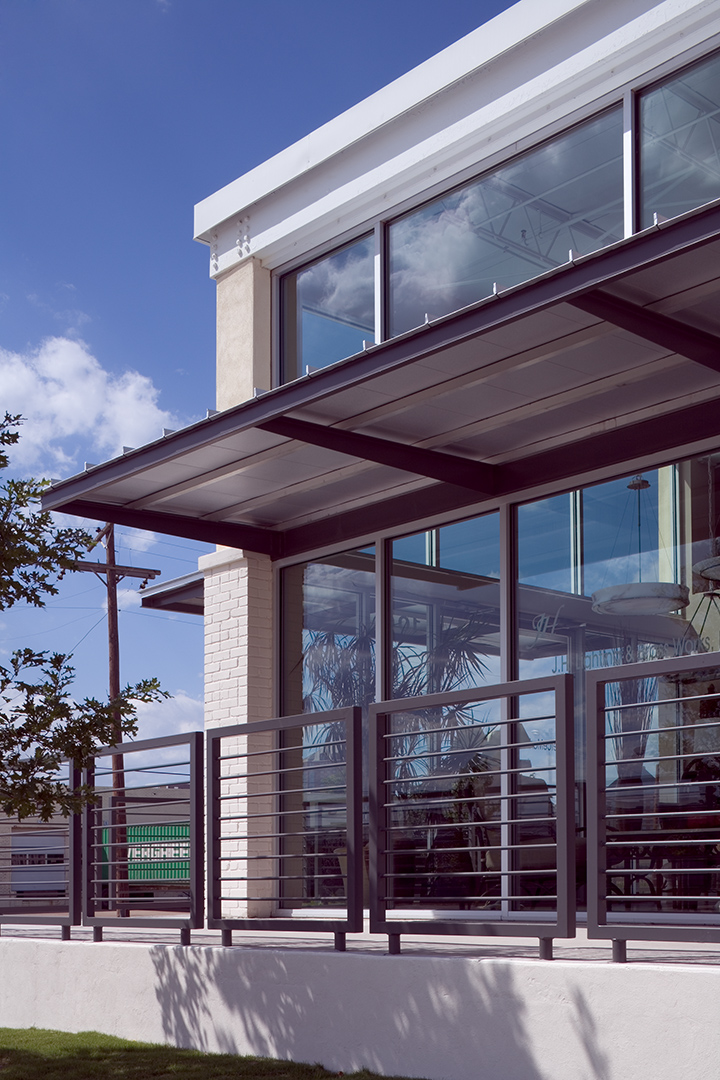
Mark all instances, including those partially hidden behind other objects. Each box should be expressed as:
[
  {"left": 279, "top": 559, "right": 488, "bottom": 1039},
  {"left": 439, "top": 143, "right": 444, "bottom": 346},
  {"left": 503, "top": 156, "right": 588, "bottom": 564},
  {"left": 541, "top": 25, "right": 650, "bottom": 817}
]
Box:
[
  {"left": 389, "top": 109, "right": 623, "bottom": 336},
  {"left": 282, "top": 236, "right": 374, "bottom": 382},
  {"left": 640, "top": 50, "right": 720, "bottom": 229}
]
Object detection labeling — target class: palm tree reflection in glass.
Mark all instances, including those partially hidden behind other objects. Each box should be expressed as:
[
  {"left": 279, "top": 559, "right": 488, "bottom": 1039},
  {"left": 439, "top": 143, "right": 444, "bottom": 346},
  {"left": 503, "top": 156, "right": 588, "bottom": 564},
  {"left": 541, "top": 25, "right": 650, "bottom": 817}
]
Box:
[{"left": 300, "top": 610, "right": 507, "bottom": 909}]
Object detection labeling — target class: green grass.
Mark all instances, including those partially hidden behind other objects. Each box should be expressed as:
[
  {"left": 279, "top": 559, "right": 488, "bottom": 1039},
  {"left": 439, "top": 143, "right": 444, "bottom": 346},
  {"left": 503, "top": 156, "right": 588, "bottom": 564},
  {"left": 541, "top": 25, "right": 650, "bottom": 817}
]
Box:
[{"left": 0, "top": 1028, "right": 418, "bottom": 1080}]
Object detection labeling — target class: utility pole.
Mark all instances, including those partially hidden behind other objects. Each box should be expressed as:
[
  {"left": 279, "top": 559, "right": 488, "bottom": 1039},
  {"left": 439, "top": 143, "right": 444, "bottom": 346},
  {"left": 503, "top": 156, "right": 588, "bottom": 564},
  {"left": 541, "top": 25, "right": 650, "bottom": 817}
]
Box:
[{"left": 73, "top": 523, "right": 160, "bottom": 913}]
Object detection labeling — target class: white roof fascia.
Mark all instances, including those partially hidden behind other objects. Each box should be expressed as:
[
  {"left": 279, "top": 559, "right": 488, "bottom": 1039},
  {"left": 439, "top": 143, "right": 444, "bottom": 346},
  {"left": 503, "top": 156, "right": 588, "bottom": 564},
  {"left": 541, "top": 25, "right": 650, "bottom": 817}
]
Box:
[
  {"left": 197, "top": 0, "right": 720, "bottom": 278},
  {"left": 194, "top": 0, "right": 592, "bottom": 239}
]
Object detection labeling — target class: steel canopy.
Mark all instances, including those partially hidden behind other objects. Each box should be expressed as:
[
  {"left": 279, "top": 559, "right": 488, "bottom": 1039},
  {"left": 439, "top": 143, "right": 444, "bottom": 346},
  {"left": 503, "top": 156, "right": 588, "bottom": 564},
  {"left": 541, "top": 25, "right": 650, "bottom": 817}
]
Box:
[{"left": 43, "top": 200, "right": 720, "bottom": 560}]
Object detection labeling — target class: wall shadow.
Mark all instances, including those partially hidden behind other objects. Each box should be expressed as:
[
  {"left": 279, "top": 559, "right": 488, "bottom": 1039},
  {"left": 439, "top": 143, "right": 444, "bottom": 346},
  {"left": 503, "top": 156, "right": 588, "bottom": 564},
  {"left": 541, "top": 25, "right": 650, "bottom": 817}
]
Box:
[{"left": 149, "top": 943, "right": 613, "bottom": 1080}]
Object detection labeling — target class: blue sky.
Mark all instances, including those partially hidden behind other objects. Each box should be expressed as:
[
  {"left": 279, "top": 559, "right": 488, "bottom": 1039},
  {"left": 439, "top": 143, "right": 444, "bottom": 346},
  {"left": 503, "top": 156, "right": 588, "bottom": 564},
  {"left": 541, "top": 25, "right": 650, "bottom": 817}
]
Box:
[{"left": 0, "top": 0, "right": 512, "bottom": 736}]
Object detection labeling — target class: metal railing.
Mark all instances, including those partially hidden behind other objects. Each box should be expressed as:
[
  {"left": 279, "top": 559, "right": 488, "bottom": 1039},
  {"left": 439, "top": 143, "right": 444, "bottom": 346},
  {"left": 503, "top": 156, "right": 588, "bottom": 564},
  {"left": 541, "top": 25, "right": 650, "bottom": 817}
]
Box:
[
  {"left": 206, "top": 707, "right": 362, "bottom": 949},
  {"left": 587, "top": 651, "right": 720, "bottom": 957},
  {"left": 0, "top": 763, "right": 81, "bottom": 936},
  {"left": 369, "top": 676, "right": 575, "bottom": 956},
  {"left": 7, "top": 662, "right": 720, "bottom": 962},
  {"left": 82, "top": 731, "right": 203, "bottom": 943}
]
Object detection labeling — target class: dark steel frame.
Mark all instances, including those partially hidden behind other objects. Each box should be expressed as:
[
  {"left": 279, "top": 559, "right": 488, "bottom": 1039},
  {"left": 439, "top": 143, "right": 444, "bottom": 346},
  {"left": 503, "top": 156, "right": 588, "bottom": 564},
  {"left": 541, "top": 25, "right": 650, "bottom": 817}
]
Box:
[
  {"left": 0, "top": 762, "right": 81, "bottom": 936},
  {"left": 82, "top": 731, "right": 204, "bottom": 941},
  {"left": 587, "top": 651, "right": 720, "bottom": 945},
  {"left": 369, "top": 675, "right": 575, "bottom": 950},
  {"left": 42, "top": 202, "right": 720, "bottom": 562},
  {"left": 206, "top": 707, "right": 363, "bottom": 943}
]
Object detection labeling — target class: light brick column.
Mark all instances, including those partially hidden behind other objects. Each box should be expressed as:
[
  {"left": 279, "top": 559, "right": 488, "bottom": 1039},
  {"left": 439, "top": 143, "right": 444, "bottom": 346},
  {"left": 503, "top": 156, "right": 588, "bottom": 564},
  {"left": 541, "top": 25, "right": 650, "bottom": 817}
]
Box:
[{"left": 200, "top": 546, "right": 275, "bottom": 918}]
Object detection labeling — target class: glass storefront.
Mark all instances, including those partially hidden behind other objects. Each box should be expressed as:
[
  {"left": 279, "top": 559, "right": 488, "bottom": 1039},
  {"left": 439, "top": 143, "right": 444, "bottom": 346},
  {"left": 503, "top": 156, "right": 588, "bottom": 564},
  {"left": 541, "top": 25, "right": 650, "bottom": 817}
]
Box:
[
  {"left": 392, "top": 514, "right": 501, "bottom": 696},
  {"left": 281, "top": 452, "right": 720, "bottom": 910},
  {"left": 280, "top": 549, "right": 375, "bottom": 908}
]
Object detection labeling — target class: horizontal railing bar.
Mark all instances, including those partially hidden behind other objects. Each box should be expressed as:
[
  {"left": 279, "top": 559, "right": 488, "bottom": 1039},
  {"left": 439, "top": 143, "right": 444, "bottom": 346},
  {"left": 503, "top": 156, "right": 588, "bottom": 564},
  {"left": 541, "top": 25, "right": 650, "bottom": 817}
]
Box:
[
  {"left": 384, "top": 764, "right": 557, "bottom": 786},
  {"left": 384, "top": 841, "right": 556, "bottom": 859},
  {"left": 217, "top": 896, "right": 346, "bottom": 906},
  {"left": 602, "top": 689, "right": 720, "bottom": 715},
  {"left": 607, "top": 834, "right": 720, "bottom": 845},
  {"left": 110, "top": 760, "right": 193, "bottom": 775},
  {"left": 217, "top": 760, "right": 347, "bottom": 784},
  {"left": 605, "top": 808, "right": 720, "bottom": 823},
  {"left": 91, "top": 815, "right": 192, "bottom": 833},
  {"left": 386, "top": 789, "right": 554, "bottom": 812},
  {"left": 602, "top": 719, "right": 720, "bottom": 740},
  {"left": 384, "top": 714, "right": 555, "bottom": 742},
  {"left": 605, "top": 894, "right": 720, "bottom": 903},
  {"left": 216, "top": 736, "right": 346, "bottom": 763},
  {"left": 384, "top": 737, "right": 556, "bottom": 766},
  {"left": 381, "top": 866, "right": 557, "bottom": 879},
  {"left": 217, "top": 782, "right": 346, "bottom": 802},
  {"left": 217, "top": 805, "right": 346, "bottom": 824},
  {"left": 385, "top": 898, "right": 558, "bottom": 906},
  {"left": 216, "top": 826, "right": 346, "bottom": 843},
  {"left": 605, "top": 749, "right": 720, "bottom": 769},
  {"left": 602, "top": 777, "right": 719, "bottom": 796},
  {"left": 217, "top": 872, "right": 345, "bottom": 883},
  {"left": 383, "top": 813, "right": 556, "bottom": 834}
]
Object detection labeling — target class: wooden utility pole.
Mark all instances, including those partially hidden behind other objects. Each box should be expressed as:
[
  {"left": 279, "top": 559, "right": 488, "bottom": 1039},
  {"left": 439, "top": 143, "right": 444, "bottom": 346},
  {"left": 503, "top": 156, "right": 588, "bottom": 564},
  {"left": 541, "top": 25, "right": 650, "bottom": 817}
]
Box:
[{"left": 73, "top": 524, "right": 160, "bottom": 913}]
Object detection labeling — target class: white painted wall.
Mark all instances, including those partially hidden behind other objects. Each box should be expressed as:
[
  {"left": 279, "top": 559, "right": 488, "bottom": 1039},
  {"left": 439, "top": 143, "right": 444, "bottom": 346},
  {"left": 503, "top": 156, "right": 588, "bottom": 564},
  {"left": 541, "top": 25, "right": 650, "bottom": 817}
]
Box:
[
  {"left": 195, "top": 0, "right": 720, "bottom": 277},
  {"left": 3, "top": 937, "right": 719, "bottom": 1080}
]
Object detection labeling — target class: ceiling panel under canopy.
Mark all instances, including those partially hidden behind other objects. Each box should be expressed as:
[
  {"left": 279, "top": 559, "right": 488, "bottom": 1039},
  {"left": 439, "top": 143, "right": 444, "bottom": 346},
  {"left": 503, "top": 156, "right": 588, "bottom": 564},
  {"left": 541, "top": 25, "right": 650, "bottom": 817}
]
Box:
[{"left": 43, "top": 201, "right": 720, "bottom": 560}]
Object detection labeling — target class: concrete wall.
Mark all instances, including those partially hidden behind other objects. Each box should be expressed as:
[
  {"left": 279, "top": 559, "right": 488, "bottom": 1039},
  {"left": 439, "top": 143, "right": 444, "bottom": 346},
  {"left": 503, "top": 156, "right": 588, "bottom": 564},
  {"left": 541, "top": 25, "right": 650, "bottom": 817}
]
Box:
[
  {"left": 2, "top": 937, "right": 719, "bottom": 1080},
  {"left": 216, "top": 257, "right": 271, "bottom": 410}
]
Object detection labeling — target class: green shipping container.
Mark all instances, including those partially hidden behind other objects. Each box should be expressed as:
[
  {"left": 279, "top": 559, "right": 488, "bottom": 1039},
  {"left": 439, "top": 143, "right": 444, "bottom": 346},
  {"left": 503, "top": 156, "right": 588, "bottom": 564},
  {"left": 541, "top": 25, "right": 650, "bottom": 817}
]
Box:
[{"left": 102, "top": 823, "right": 190, "bottom": 882}]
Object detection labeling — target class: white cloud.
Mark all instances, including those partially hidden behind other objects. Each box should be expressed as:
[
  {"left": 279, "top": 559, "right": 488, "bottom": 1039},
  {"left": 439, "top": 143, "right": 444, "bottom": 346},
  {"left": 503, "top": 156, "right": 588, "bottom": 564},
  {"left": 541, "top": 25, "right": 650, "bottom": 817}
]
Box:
[
  {"left": 0, "top": 336, "right": 177, "bottom": 474},
  {"left": 134, "top": 690, "right": 204, "bottom": 741},
  {"left": 117, "top": 528, "right": 158, "bottom": 553},
  {"left": 98, "top": 586, "right": 147, "bottom": 613},
  {"left": 117, "top": 587, "right": 143, "bottom": 612}
]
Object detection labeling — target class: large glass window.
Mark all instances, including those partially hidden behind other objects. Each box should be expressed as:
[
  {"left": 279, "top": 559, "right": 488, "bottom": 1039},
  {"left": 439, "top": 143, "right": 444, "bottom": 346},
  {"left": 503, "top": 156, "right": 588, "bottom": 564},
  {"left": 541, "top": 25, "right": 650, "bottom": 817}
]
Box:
[
  {"left": 517, "top": 466, "right": 685, "bottom": 686},
  {"left": 639, "top": 50, "right": 720, "bottom": 229},
  {"left": 280, "top": 549, "right": 375, "bottom": 908},
  {"left": 388, "top": 108, "right": 624, "bottom": 336},
  {"left": 278, "top": 48, "right": 720, "bottom": 383},
  {"left": 392, "top": 514, "right": 501, "bottom": 697},
  {"left": 278, "top": 453, "right": 720, "bottom": 912},
  {"left": 517, "top": 458, "right": 720, "bottom": 910},
  {"left": 281, "top": 236, "right": 375, "bottom": 383}
]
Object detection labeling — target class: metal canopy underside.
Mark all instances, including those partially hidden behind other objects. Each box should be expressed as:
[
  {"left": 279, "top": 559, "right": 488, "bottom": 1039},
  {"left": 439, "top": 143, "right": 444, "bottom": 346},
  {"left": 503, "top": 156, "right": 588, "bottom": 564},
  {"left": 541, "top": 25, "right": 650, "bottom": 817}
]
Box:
[{"left": 43, "top": 201, "right": 720, "bottom": 560}]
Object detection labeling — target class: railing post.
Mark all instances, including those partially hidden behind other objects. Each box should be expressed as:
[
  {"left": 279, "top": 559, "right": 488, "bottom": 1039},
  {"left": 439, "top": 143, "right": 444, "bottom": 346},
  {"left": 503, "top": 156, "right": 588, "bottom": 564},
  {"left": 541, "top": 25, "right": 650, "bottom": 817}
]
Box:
[{"left": 539, "top": 937, "right": 553, "bottom": 960}]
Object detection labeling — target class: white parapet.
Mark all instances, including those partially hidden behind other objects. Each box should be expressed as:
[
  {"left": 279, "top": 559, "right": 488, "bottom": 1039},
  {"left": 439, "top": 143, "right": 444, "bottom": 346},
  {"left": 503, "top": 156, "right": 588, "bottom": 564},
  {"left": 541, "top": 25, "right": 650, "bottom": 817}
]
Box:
[{"left": 1, "top": 936, "right": 719, "bottom": 1079}]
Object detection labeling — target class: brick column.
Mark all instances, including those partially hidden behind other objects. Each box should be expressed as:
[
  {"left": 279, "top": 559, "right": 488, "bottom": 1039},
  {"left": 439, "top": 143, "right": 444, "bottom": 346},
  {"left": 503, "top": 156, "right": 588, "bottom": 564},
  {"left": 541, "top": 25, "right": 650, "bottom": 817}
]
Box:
[{"left": 200, "top": 547, "right": 275, "bottom": 917}]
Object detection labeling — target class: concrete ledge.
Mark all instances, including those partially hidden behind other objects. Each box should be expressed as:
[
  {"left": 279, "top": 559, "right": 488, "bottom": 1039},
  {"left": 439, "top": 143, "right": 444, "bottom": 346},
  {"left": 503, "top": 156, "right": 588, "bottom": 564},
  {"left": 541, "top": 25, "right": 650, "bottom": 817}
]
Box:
[{"left": 1, "top": 937, "right": 719, "bottom": 1079}]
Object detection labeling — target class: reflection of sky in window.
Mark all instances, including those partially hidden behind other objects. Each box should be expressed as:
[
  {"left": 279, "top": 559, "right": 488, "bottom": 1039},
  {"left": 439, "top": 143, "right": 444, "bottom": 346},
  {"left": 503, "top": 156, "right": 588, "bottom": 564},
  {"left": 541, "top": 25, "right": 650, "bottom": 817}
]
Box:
[
  {"left": 439, "top": 515, "right": 500, "bottom": 577},
  {"left": 393, "top": 531, "right": 427, "bottom": 564},
  {"left": 389, "top": 108, "right": 623, "bottom": 336},
  {"left": 301, "top": 310, "right": 369, "bottom": 370},
  {"left": 392, "top": 513, "right": 499, "bottom": 578},
  {"left": 285, "top": 235, "right": 374, "bottom": 378},
  {"left": 517, "top": 691, "right": 557, "bottom": 799},
  {"left": 582, "top": 474, "right": 659, "bottom": 595},
  {"left": 640, "top": 50, "right": 720, "bottom": 228},
  {"left": 518, "top": 494, "right": 572, "bottom": 593}
]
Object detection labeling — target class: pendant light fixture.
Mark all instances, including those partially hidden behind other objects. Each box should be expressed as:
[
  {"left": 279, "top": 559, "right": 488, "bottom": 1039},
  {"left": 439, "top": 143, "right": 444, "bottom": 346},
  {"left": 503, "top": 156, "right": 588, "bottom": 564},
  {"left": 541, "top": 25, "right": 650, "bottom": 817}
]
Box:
[{"left": 591, "top": 474, "right": 689, "bottom": 616}]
